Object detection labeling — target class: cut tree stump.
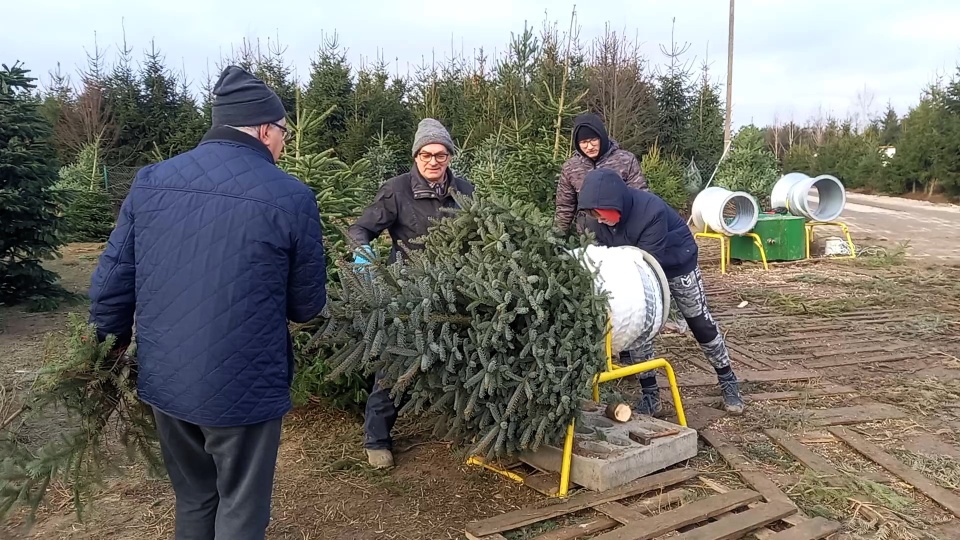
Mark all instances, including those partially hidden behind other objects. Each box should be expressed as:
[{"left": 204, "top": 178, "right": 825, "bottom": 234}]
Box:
[{"left": 605, "top": 402, "right": 632, "bottom": 423}]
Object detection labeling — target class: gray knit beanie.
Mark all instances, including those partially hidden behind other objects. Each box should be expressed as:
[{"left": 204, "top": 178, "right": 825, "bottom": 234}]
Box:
[
  {"left": 211, "top": 66, "right": 286, "bottom": 127},
  {"left": 412, "top": 118, "right": 455, "bottom": 157}
]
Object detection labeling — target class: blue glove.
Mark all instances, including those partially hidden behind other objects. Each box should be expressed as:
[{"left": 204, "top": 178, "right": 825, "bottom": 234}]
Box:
[{"left": 353, "top": 245, "right": 374, "bottom": 273}]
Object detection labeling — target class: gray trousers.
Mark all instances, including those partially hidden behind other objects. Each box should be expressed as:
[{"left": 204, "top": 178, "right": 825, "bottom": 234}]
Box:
[
  {"left": 620, "top": 266, "right": 732, "bottom": 379},
  {"left": 153, "top": 407, "right": 283, "bottom": 540}
]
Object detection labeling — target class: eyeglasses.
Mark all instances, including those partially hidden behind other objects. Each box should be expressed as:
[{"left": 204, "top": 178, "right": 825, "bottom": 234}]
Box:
[
  {"left": 271, "top": 122, "right": 291, "bottom": 142},
  {"left": 578, "top": 137, "right": 601, "bottom": 147},
  {"left": 417, "top": 151, "right": 450, "bottom": 164}
]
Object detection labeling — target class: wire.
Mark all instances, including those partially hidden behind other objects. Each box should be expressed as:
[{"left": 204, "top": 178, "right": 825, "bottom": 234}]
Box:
[{"left": 686, "top": 139, "right": 733, "bottom": 225}]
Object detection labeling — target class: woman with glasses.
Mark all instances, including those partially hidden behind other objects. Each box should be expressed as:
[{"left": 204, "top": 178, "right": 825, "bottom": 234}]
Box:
[{"left": 347, "top": 118, "right": 475, "bottom": 469}]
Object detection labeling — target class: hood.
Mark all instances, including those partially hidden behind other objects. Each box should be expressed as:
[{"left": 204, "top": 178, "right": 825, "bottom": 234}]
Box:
[
  {"left": 578, "top": 168, "right": 630, "bottom": 213},
  {"left": 571, "top": 113, "right": 611, "bottom": 159}
]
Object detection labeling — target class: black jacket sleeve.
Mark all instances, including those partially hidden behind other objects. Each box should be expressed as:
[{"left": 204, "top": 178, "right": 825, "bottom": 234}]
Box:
[{"left": 348, "top": 182, "right": 399, "bottom": 247}]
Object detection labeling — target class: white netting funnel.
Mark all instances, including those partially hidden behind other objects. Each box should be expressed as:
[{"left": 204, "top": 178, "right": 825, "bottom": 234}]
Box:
[{"left": 570, "top": 245, "right": 671, "bottom": 355}]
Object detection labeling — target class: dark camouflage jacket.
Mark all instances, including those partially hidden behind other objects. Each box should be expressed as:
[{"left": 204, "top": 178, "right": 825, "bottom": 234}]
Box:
[{"left": 553, "top": 140, "right": 648, "bottom": 232}]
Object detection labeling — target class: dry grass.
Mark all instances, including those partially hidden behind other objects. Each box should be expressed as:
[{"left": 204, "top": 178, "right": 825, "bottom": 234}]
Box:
[{"left": 891, "top": 449, "right": 960, "bottom": 491}]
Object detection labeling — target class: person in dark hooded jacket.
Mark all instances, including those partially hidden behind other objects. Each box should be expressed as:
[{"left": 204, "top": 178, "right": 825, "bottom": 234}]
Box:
[
  {"left": 577, "top": 168, "right": 745, "bottom": 416},
  {"left": 554, "top": 112, "right": 647, "bottom": 234}
]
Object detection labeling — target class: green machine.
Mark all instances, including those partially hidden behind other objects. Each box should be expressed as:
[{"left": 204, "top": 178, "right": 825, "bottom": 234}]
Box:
[{"left": 728, "top": 214, "right": 806, "bottom": 262}]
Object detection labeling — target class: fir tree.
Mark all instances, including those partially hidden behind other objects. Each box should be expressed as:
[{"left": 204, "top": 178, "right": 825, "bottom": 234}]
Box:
[
  {"left": 687, "top": 62, "right": 724, "bottom": 176},
  {"left": 303, "top": 33, "right": 354, "bottom": 153},
  {"left": 0, "top": 62, "right": 70, "bottom": 309},
  {"left": 0, "top": 315, "right": 161, "bottom": 523},
  {"left": 301, "top": 194, "right": 609, "bottom": 459},
  {"left": 878, "top": 101, "right": 901, "bottom": 146},
  {"left": 714, "top": 125, "right": 780, "bottom": 203},
  {"left": 654, "top": 21, "right": 695, "bottom": 158}
]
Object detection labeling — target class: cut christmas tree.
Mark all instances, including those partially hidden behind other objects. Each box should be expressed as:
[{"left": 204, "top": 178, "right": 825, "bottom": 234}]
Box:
[
  {"left": 0, "top": 314, "right": 161, "bottom": 523},
  {"left": 297, "top": 194, "right": 611, "bottom": 460}
]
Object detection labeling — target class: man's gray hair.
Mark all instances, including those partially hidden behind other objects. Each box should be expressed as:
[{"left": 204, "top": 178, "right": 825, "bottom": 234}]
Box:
[{"left": 228, "top": 125, "right": 261, "bottom": 138}]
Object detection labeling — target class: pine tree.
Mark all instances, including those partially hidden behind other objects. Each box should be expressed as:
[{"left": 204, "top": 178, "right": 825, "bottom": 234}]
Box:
[
  {"left": 655, "top": 21, "right": 695, "bottom": 158},
  {"left": 714, "top": 125, "right": 780, "bottom": 203},
  {"left": 687, "top": 63, "right": 724, "bottom": 176},
  {"left": 300, "top": 194, "right": 610, "bottom": 459},
  {"left": 878, "top": 101, "right": 901, "bottom": 146},
  {"left": 0, "top": 62, "right": 70, "bottom": 309},
  {"left": 303, "top": 33, "right": 354, "bottom": 154}
]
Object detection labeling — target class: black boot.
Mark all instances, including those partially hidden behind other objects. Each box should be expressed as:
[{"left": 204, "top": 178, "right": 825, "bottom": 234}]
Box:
[
  {"left": 717, "top": 371, "right": 745, "bottom": 415},
  {"left": 634, "top": 388, "right": 663, "bottom": 417}
]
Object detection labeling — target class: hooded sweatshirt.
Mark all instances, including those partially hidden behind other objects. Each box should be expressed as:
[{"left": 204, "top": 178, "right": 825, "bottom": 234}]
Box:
[
  {"left": 578, "top": 168, "right": 698, "bottom": 279},
  {"left": 554, "top": 113, "right": 648, "bottom": 232}
]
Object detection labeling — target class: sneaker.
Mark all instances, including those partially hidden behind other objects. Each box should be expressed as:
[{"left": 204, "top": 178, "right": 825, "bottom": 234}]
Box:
[
  {"left": 366, "top": 448, "right": 395, "bottom": 469},
  {"left": 634, "top": 389, "right": 663, "bottom": 417},
  {"left": 717, "top": 374, "right": 745, "bottom": 415}
]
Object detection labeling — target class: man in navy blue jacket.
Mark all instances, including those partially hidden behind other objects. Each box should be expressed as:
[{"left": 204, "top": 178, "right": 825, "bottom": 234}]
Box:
[
  {"left": 577, "top": 168, "right": 745, "bottom": 416},
  {"left": 88, "top": 66, "right": 327, "bottom": 540}
]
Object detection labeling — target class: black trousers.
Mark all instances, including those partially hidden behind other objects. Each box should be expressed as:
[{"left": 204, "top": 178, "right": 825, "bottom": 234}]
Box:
[{"left": 153, "top": 407, "right": 283, "bottom": 540}]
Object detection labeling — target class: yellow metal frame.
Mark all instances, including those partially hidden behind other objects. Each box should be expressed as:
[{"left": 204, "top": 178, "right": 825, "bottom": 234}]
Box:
[
  {"left": 467, "top": 328, "right": 687, "bottom": 499},
  {"left": 805, "top": 221, "right": 856, "bottom": 259},
  {"left": 693, "top": 225, "right": 769, "bottom": 274}
]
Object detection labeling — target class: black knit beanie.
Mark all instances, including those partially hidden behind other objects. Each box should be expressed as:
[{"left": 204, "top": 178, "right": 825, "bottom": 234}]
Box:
[
  {"left": 211, "top": 66, "right": 286, "bottom": 127},
  {"left": 575, "top": 125, "right": 600, "bottom": 143}
]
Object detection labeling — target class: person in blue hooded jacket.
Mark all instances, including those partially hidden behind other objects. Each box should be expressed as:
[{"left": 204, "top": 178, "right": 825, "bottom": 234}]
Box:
[
  {"left": 87, "top": 66, "right": 327, "bottom": 540},
  {"left": 577, "top": 168, "right": 745, "bottom": 416}
]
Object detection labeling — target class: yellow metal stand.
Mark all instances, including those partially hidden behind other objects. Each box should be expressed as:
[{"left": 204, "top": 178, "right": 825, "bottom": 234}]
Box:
[
  {"left": 805, "top": 221, "right": 856, "bottom": 259},
  {"left": 693, "top": 225, "right": 769, "bottom": 273},
  {"left": 467, "top": 330, "right": 687, "bottom": 498}
]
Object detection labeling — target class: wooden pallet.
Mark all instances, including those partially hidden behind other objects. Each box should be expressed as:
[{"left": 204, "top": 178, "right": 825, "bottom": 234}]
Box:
[{"left": 464, "top": 467, "right": 839, "bottom": 540}]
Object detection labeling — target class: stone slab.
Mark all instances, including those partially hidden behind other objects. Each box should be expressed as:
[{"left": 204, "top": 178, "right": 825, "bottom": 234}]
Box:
[{"left": 518, "top": 404, "right": 698, "bottom": 492}]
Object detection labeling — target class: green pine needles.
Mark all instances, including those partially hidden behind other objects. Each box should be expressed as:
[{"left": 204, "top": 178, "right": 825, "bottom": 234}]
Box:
[
  {"left": 299, "top": 194, "right": 610, "bottom": 460},
  {"left": 0, "top": 314, "right": 161, "bottom": 524}
]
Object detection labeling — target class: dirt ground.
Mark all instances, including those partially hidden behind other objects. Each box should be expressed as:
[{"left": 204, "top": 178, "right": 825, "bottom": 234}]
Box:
[
  {"left": 842, "top": 192, "right": 960, "bottom": 261},
  {"left": 2, "top": 203, "right": 960, "bottom": 539}
]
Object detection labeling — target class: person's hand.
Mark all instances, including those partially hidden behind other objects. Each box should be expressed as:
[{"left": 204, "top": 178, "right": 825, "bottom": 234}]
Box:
[{"left": 353, "top": 245, "right": 375, "bottom": 274}]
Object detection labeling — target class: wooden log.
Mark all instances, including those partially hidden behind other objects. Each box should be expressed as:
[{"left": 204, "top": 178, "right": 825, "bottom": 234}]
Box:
[{"left": 605, "top": 402, "right": 632, "bottom": 423}]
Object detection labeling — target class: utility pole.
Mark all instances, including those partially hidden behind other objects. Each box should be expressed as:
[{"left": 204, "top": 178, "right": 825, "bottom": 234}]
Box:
[{"left": 723, "top": 0, "right": 735, "bottom": 149}]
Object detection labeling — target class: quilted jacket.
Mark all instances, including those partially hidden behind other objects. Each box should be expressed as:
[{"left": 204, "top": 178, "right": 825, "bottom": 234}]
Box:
[
  {"left": 88, "top": 127, "right": 327, "bottom": 427},
  {"left": 554, "top": 113, "right": 648, "bottom": 233},
  {"left": 578, "top": 168, "right": 698, "bottom": 279}
]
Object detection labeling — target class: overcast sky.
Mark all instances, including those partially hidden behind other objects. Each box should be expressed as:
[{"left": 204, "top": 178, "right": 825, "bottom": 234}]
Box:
[{"left": 5, "top": 0, "right": 959, "bottom": 129}]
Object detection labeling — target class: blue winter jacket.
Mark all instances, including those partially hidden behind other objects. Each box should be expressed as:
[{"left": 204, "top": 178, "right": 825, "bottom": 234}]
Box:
[
  {"left": 577, "top": 168, "right": 699, "bottom": 279},
  {"left": 88, "top": 127, "right": 327, "bottom": 427}
]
